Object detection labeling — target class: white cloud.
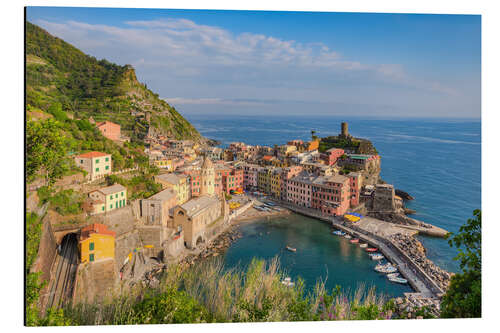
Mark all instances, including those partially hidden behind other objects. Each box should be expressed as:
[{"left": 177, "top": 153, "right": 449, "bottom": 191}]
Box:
[{"left": 33, "top": 17, "right": 472, "bottom": 117}]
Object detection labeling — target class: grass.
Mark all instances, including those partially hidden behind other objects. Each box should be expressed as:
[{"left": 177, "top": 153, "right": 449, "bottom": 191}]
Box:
[{"left": 62, "top": 257, "right": 395, "bottom": 325}]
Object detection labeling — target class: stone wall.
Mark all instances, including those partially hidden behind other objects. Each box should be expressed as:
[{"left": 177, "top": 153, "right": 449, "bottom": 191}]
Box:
[{"left": 31, "top": 216, "right": 57, "bottom": 283}]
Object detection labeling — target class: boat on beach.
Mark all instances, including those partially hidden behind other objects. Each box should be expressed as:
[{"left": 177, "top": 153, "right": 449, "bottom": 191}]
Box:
[
  {"left": 366, "top": 247, "right": 378, "bottom": 252},
  {"left": 286, "top": 245, "right": 297, "bottom": 252},
  {"left": 359, "top": 243, "right": 368, "bottom": 248},
  {"left": 350, "top": 238, "right": 359, "bottom": 244}
]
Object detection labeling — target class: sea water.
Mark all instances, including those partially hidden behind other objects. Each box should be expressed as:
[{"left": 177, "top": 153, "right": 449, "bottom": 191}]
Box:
[{"left": 184, "top": 114, "right": 481, "bottom": 293}]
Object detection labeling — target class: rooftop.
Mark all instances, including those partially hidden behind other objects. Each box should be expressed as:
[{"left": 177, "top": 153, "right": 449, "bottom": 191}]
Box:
[
  {"left": 156, "top": 173, "right": 187, "bottom": 185},
  {"left": 80, "top": 223, "right": 116, "bottom": 241},
  {"left": 148, "top": 188, "right": 177, "bottom": 201},
  {"left": 76, "top": 151, "right": 110, "bottom": 159},
  {"left": 180, "top": 195, "right": 219, "bottom": 218},
  {"left": 92, "top": 183, "right": 126, "bottom": 195}
]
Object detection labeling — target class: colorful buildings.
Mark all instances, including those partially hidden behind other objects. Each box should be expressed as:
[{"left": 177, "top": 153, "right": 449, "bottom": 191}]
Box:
[
  {"left": 311, "top": 174, "right": 351, "bottom": 216},
  {"left": 287, "top": 172, "right": 314, "bottom": 208},
  {"left": 172, "top": 195, "right": 224, "bottom": 249},
  {"left": 322, "top": 148, "right": 345, "bottom": 166},
  {"left": 96, "top": 121, "right": 121, "bottom": 141},
  {"left": 79, "top": 223, "right": 116, "bottom": 263},
  {"left": 74, "top": 151, "right": 112, "bottom": 181},
  {"left": 155, "top": 173, "right": 190, "bottom": 204},
  {"left": 88, "top": 184, "right": 127, "bottom": 214},
  {"left": 140, "top": 188, "right": 177, "bottom": 227}
]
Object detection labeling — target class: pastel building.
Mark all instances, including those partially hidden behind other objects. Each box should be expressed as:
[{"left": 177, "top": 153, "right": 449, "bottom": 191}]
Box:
[
  {"left": 155, "top": 173, "right": 190, "bottom": 204},
  {"left": 88, "top": 184, "right": 127, "bottom": 214},
  {"left": 287, "top": 171, "right": 314, "bottom": 208},
  {"left": 96, "top": 121, "right": 121, "bottom": 141},
  {"left": 347, "top": 172, "right": 362, "bottom": 207},
  {"left": 79, "top": 223, "right": 116, "bottom": 263},
  {"left": 311, "top": 174, "right": 351, "bottom": 216},
  {"left": 74, "top": 151, "right": 112, "bottom": 181},
  {"left": 140, "top": 188, "right": 177, "bottom": 227},
  {"left": 322, "top": 148, "right": 345, "bottom": 166}
]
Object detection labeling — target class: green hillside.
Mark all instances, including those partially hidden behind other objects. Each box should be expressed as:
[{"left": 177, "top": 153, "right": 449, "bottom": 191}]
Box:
[{"left": 26, "top": 21, "right": 201, "bottom": 141}]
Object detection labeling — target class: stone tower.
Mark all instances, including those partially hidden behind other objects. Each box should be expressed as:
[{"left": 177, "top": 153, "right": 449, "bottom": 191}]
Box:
[
  {"left": 200, "top": 155, "right": 215, "bottom": 196},
  {"left": 341, "top": 122, "right": 349, "bottom": 138}
]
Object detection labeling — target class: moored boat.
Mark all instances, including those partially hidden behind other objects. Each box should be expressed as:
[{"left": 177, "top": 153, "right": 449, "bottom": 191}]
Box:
[
  {"left": 366, "top": 247, "right": 378, "bottom": 252},
  {"left": 332, "top": 230, "right": 346, "bottom": 236},
  {"left": 350, "top": 238, "right": 359, "bottom": 244},
  {"left": 359, "top": 243, "right": 368, "bottom": 248},
  {"left": 344, "top": 234, "right": 352, "bottom": 239},
  {"left": 286, "top": 245, "right": 297, "bottom": 252},
  {"left": 388, "top": 276, "right": 408, "bottom": 284},
  {"left": 370, "top": 254, "right": 384, "bottom": 260},
  {"left": 387, "top": 273, "right": 400, "bottom": 279},
  {"left": 282, "top": 277, "right": 295, "bottom": 287}
]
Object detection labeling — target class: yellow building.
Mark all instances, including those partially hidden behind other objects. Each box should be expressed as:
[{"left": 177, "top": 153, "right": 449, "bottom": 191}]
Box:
[
  {"left": 155, "top": 173, "right": 190, "bottom": 204},
  {"left": 154, "top": 158, "right": 173, "bottom": 171},
  {"left": 270, "top": 168, "right": 282, "bottom": 199},
  {"left": 257, "top": 167, "right": 273, "bottom": 195},
  {"left": 79, "top": 224, "right": 116, "bottom": 263}
]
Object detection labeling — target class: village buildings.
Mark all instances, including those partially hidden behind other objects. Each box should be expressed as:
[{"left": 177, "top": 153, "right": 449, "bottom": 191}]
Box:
[
  {"left": 96, "top": 121, "right": 121, "bottom": 141},
  {"left": 88, "top": 184, "right": 127, "bottom": 214},
  {"left": 155, "top": 173, "right": 190, "bottom": 204},
  {"left": 74, "top": 151, "right": 112, "bottom": 181},
  {"left": 79, "top": 223, "right": 116, "bottom": 263},
  {"left": 139, "top": 188, "right": 177, "bottom": 227}
]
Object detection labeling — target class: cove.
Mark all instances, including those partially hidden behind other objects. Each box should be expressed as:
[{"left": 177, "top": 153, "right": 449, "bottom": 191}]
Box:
[{"left": 221, "top": 213, "right": 413, "bottom": 298}]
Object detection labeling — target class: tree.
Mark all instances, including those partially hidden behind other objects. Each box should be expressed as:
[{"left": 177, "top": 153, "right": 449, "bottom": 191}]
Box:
[
  {"left": 26, "top": 119, "right": 70, "bottom": 185},
  {"left": 440, "top": 209, "right": 481, "bottom": 318}
]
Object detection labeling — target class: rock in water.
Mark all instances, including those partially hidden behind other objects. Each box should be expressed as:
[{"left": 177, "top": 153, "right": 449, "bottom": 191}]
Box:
[{"left": 395, "top": 189, "right": 415, "bottom": 201}]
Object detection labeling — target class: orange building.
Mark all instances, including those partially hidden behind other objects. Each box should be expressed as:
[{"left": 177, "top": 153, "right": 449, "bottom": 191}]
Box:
[
  {"left": 96, "top": 121, "right": 121, "bottom": 141},
  {"left": 79, "top": 223, "right": 116, "bottom": 263}
]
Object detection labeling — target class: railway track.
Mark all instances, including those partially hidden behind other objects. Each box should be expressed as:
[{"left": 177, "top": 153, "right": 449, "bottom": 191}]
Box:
[{"left": 46, "top": 234, "right": 78, "bottom": 309}]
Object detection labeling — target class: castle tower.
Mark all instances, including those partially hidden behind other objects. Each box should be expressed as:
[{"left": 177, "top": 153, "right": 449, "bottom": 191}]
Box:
[
  {"left": 200, "top": 155, "right": 215, "bottom": 196},
  {"left": 341, "top": 122, "right": 349, "bottom": 138}
]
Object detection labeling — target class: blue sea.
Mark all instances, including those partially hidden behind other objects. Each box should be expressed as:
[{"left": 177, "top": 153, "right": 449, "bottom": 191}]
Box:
[{"left": 185, "top": 114, "right": 481, "bottom": 293}]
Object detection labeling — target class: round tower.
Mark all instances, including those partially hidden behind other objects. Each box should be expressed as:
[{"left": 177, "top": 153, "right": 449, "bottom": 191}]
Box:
[
  {"left": 341, "top": 122, "right": 349, "bottom": 137},
  {"left": 200, "top": 156, "right": 215, "bottom": 196}
]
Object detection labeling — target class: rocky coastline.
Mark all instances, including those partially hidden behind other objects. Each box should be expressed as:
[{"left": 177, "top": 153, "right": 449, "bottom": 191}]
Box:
[{"left": 389, "top": 233, "right": 453, "bottom": 292}]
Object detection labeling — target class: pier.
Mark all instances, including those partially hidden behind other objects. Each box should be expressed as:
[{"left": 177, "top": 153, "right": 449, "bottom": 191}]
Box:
[{"left": 271, "top": 200, "right": 444, "bottom": 299}]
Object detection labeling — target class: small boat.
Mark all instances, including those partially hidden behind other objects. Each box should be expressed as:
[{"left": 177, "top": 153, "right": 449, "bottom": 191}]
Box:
[
  {"left": 282, "top": 277, "right": 295, "bottom": 287},
  {"left": 387, "top": 273, "right": 400, "bottom": 279},
  {"left": 350, "top": 238, "right": 359, "bottom": 244},
  {"left": 344, "top": 234, "right": 352, "bottom": 239},
  {"left": 370, "top": 254, "right": 384, "bottom": 261},
  {"left": 388, "top": 276, "right": 408, "bottom": 284},
  {"left": 332, "top": 230, "right": 346, "bottom": 236},
  {"left": 286, "top": 245, "right": 297, "bottom": 252},
  {"left": 359, "top": 243, "right": 368, "bottom": 248},
  {"left": 366, "top": 247, "right": 378, "bottom": 252},
  {"left": 375, "top": 263, "right": 398, "bottom": 274}
]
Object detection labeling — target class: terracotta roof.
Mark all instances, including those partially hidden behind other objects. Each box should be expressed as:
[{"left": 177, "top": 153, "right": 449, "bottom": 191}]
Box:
[
  {"left": 262, "top": 155, "right": 274, "bottom": 161},
  {"left": 80, "top": 223, "right": 116, "bottom": 241},
  {"left": 91, "top": 184, "right": 126, "bottom": 196},
  {"left": 76, "top": 151, "right": 110, "bottom": 159}
]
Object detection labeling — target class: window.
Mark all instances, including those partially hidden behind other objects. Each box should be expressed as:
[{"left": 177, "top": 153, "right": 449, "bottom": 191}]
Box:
[
  {"left": 105, "top": 157, "right": 109, "bottom": 162},
  {"left": 80, "top": 160, "right": 83, "bottom": 164},
  {"left": 89, "top": 253, "right": 94, "bottom": 262},
  {"left": 96, "top": 159, "right": 99, "bottom": 163},
  {"left": 121, "top": 192, "right": 124, "bottom": 197},
  {"left": 96, "top": 168, "right": 99, "bottom": 172},
  {"left": 105, "top": 165, "right": 109, "bottom": 170},
  {"left": 109, "top": 195, "right": 113, "bottom": 200},
  {"left": 101, "top": 206, "right": 104, "bottom": 211},
  {"left": 89, "top": 242, "right": 95, "bottom": 251},
  {"left": 110, "top": 204, "right": 113, "bottom": 209},
  {"left": 115, "top": 194, "right": 118, "bottom": 198}
]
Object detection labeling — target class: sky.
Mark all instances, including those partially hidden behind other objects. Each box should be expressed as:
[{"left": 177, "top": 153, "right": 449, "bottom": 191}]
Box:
[{"left": 26, "top": 7, "right": 481, "bottom": 118}]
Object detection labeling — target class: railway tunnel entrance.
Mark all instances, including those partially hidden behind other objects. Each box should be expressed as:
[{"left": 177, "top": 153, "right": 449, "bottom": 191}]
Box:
[{"left": 45, "top": 233, "right": 79, "bottom": 310}]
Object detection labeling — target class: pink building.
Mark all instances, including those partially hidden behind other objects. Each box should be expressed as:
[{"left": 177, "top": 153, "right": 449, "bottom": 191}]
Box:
[
  {"left": 310, "top": 174, "right": 351, "bottom": 216},
  {"left": 243, "top": 164, "right": 261, "bottom": 190},
  {"left": 287, "top": 171, "right": 314, "bottom": 208},
  {"left": 280, "top": 166, "right": 303, "bottom": 201},
  {"left": 347, "top": 172, "right": 362, "bottom": 207},
  {"left": 96, "top": 121, "right": 121, "bottom": 141},
  {"left": 322, "top": 148, "right": 345, "bottom": 166}
]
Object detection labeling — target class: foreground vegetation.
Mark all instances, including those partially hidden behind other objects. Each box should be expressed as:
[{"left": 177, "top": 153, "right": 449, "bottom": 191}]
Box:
[{"left": 63, "top": 258, "right": 396, "bottom": 325}]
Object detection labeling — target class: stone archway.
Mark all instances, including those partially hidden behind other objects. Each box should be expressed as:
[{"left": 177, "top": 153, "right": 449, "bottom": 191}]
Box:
[{"left": 196, "top": 236, "right": 204, "bottom": 246}]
